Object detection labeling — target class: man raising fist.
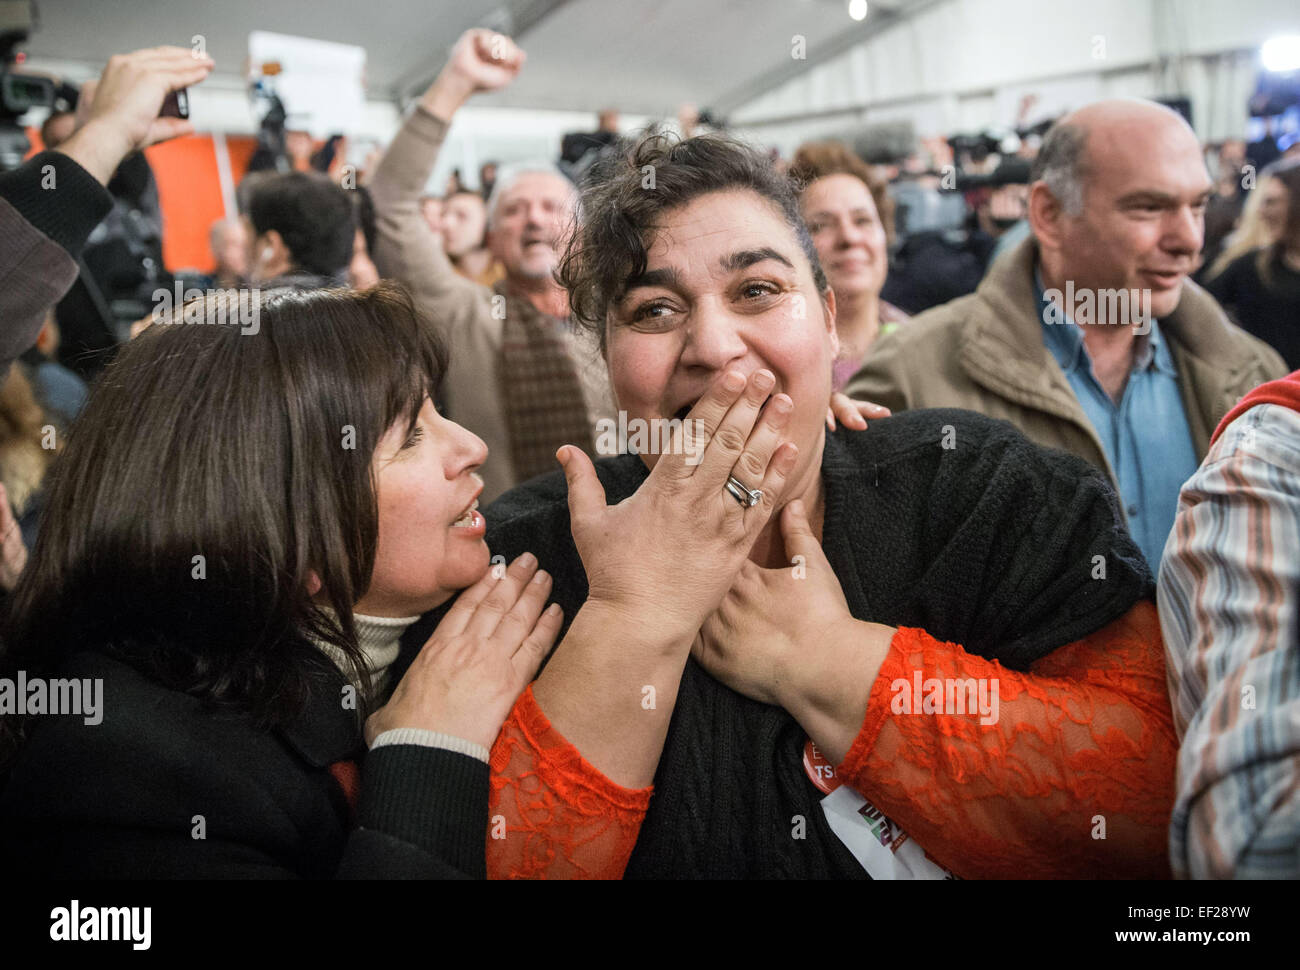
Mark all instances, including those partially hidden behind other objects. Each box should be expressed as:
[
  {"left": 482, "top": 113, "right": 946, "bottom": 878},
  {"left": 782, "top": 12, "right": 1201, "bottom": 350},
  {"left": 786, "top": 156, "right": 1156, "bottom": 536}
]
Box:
[{"left": 369, "top": 29, "right": 614, "bottom": 504}]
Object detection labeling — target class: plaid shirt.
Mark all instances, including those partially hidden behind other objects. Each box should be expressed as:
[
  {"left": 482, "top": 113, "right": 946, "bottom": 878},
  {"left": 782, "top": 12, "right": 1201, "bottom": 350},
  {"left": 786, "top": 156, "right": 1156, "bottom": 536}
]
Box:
[{"left": 1157, "top": 401, "right": 1300, "bottom": 878}]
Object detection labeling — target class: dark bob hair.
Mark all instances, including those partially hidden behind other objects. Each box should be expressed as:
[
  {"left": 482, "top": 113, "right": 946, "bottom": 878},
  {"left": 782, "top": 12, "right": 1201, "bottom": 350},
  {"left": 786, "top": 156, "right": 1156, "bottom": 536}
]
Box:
[
  {"left": 558, "top": 130, "right": 829, "bottom": 353},
  {"left": 1, "top": 283, "right": 447, "bottom": 762}
]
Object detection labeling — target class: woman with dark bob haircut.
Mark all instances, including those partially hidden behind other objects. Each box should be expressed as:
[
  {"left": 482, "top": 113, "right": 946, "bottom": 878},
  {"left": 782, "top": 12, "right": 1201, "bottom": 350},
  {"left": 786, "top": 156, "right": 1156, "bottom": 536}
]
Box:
[
  {"left": 400, "top": 127, "right": 1183, "bottom": 879},
  {"left": 0, "top": 283, "right": 566, "bottom": 878}
]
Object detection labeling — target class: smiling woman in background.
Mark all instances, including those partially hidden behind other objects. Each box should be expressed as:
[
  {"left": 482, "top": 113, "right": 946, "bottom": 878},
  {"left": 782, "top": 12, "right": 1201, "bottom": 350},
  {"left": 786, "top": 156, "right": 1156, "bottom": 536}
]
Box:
[
  {"left": 1205, "top": 159, "right": 1300, "bottom": 369},
  {"left": 790, "top": 141, "right": 909, "bottom": 391}
]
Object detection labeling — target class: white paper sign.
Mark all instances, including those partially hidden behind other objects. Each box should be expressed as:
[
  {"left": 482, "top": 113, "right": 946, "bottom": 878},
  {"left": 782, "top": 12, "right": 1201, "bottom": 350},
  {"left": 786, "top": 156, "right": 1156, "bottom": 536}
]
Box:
[
  {"left": 820, "top": 785, "right": 956, "bottom": 879},
  {"left": 249, "top": 31, "right": 366, "bottom": 138}
]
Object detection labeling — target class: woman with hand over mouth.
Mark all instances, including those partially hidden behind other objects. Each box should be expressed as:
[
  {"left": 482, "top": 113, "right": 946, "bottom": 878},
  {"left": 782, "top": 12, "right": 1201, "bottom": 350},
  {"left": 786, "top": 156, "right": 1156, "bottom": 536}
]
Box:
[{"left": 404, "top": 130, "right": 1179, "bottom": 880}]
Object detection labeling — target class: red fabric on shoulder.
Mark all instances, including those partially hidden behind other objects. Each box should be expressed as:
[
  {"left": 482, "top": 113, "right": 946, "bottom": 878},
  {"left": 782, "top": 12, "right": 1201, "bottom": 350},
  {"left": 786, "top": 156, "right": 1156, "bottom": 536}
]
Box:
[{"left": 1212, "top": 370, "right": 1300, "bottom": 446}]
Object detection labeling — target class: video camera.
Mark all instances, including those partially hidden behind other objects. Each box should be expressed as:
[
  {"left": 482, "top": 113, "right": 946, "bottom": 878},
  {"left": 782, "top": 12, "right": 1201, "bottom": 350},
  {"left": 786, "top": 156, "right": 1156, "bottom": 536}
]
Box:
[
  {"left": 947, "top": 131, "right": 1003, "bottom": 166},
  {"left": 0, "top": 0, "right": 54, "bottom": 169},
  {"left": 952, "top": 156, "right": 1033, "bottom": 193}
]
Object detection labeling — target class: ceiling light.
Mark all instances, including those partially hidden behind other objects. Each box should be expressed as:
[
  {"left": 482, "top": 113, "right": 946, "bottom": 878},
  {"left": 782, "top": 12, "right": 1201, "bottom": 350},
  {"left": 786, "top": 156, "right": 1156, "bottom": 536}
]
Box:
[{"left": 1261, "top": 35, "right": 1300, "bottom": 73}]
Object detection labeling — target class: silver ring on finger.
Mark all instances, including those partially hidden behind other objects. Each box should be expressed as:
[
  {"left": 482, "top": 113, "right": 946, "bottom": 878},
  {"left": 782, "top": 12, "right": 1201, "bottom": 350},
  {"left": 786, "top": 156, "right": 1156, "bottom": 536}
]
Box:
[{"left": 724, "top": 474, "right": 763, "bottom": 509}]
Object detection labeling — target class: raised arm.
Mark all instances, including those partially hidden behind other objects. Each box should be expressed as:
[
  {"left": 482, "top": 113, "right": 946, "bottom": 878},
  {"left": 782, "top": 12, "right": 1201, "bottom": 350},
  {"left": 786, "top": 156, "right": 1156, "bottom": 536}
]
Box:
[
  {"left": 0, "top": 46, "right": 211, "bottom": 375},
  {"left": 368, "top": 30, "right": 518, "bottom": 324}
]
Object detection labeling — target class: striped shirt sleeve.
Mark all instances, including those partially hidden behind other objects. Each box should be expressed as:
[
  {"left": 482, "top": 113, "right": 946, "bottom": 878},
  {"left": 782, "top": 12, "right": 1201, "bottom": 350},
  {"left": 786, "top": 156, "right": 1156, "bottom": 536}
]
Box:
[{"left": 1157, "top": 402, "right": 1300, "bottom": 879}]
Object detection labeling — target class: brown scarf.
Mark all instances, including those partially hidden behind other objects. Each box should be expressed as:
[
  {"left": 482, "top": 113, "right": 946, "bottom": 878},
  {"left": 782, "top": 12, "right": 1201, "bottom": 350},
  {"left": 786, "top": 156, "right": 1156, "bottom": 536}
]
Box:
[{"left": 498, "top": 282, "right": 597, "bottom": 483}]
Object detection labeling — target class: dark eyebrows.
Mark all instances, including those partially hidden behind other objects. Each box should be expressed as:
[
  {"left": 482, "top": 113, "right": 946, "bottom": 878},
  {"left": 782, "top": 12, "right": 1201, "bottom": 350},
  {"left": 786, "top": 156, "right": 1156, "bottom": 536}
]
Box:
[
  {"left": 1117, "top": 189, "right": 1212, "bottom": 208},
  {"left": 721, "top": 247, "right": 796, "bottom": 273},
  {"left": 618, "top": 266, "right": 681, "bottom": 301},
  {"left": 616, "top": 247, "right": 796, "bottom": 305},
  {"left": 1116, "top": 191, "right": 1177, "bottom": 207}
]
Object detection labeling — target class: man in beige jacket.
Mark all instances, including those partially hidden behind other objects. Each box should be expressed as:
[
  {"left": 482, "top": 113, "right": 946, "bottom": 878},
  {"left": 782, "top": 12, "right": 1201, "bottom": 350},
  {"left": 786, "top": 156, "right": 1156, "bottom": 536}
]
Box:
[
  {"left": 847, "top": 99, "right": 1286, "bottom": 566},
  {"left": 369, "top": 30, "right": 614, "bottom": 503}
]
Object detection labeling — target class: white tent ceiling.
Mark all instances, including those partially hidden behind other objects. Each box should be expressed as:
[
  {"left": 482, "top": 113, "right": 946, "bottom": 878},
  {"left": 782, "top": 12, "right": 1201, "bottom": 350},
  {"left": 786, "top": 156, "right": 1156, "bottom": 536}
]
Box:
[
  {"left": 18, "top": 0, "right": 1296, "bottom": 147},
  {"left": 22, "top": 0, "right": 921, "bottom": 116}
]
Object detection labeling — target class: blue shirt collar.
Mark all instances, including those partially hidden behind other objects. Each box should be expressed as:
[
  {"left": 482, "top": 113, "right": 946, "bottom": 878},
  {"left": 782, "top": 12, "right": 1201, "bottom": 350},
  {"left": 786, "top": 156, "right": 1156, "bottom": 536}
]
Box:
[{"left": 1034, "top": 266, "right": 1173, "bottom": 377}]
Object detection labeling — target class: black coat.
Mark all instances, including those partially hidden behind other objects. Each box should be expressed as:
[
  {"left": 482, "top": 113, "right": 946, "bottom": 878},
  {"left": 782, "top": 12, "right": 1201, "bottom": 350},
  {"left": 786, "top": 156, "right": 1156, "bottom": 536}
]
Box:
[
  {"left": 0, "top": 646, "right": 488, "bottom": 879},
  {"left": 1204, "top": 249, "right": 1300, "bottom": 370},
  {"left": 399, "top": 409, "right": 1152, "bottom": 878}
]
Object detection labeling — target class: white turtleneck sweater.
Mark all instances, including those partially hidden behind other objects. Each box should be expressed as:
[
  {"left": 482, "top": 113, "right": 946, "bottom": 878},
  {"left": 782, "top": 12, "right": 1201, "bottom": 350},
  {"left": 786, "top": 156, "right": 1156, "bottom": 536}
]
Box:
[{"left": 310, "top": 611, "right": 489, "bottom": 764}]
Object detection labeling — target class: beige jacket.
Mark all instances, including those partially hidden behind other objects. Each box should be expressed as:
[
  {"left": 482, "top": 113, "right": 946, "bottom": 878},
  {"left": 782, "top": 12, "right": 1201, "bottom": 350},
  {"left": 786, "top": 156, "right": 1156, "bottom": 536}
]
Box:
[
  {"left": 369, "top": 107, "right": 614, "bottom": 502},
  {"left": 845, "top": 236, "right": 1288, "bottom": 486}
]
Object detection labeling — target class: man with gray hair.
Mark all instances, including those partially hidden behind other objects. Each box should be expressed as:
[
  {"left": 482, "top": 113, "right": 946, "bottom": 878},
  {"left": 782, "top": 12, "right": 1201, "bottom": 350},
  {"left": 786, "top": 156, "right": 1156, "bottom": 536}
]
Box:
[
  {"left": 847, "top": 98, "right": 1286, "bottom": 567},
  {"left": 369, "top": 30, "right": 612, "bottom": 502}
]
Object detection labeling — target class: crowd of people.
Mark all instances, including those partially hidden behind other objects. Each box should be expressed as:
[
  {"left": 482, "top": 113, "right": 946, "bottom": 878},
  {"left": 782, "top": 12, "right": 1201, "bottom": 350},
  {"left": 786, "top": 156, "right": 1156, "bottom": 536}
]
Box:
[{"left": 0, "top": 28, "right": 1296, "bottom": 880}]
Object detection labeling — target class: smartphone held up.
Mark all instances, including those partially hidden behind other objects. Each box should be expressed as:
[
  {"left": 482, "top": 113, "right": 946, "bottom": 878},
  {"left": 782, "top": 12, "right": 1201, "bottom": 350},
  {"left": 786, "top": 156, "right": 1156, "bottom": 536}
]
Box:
[{"left": 160, "top": 87, "right": 189, "bottom": 119}]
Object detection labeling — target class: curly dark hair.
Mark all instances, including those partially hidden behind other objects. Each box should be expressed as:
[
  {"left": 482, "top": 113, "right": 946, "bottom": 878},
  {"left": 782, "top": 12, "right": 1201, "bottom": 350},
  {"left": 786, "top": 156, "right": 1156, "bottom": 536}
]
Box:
[{"left": 558, "top": 130, "right": 828, "bottom": 354}]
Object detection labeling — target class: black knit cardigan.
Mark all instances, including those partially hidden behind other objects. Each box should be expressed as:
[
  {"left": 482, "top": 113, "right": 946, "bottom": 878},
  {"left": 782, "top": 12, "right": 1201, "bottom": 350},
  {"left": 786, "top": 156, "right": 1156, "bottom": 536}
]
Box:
[{"left": 398, "top": 408, "right": 1152, "bottom": 878}]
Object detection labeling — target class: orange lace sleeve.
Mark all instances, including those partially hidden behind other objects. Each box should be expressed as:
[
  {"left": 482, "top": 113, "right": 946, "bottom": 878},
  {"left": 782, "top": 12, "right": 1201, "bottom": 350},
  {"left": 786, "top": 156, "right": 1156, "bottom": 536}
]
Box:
[
  {"left": 837, "top": 601, "right": 1176, "bottom": 879},
  {"left": 486, "top": 684, "right": 652, "bottom": 879}
]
